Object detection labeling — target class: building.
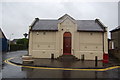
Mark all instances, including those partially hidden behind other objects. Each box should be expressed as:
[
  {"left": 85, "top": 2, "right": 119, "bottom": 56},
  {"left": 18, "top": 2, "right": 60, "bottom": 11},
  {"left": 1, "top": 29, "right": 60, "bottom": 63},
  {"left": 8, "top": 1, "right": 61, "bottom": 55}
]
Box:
[
  {"left": 110, "top": 26, "right": 120, "bottom": 60},
  {"left": 28, "top": 14, "right": 108, "bottom": 60},
  {"left": 0, "top": 28, "right": 8, "bottom": 52}
]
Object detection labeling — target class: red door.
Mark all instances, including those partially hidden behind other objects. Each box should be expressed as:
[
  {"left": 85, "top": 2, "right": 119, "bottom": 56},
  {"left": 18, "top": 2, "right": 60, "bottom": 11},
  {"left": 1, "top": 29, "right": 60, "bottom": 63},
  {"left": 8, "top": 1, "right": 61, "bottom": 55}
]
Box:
[{"left": 63, "top": 32, "right": 71, "bottom": 55}]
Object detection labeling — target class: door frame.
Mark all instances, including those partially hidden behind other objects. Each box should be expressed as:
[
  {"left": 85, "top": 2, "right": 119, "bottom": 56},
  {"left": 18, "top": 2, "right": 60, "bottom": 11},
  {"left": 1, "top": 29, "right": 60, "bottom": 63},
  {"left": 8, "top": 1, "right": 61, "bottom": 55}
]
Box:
[{"left": 63, "top": 32, "right": 72, "bottom": 55}]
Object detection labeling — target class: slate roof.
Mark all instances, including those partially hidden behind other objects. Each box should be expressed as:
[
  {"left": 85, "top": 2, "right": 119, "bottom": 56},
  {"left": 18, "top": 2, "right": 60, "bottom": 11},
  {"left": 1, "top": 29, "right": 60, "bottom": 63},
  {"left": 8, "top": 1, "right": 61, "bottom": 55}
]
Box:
[
  {"left": 30, "top": 15, "right": 105, "bottom": 32},
  {"left": 31, "top": 20, "right": 105, "bottom": 32},
  {"left": 110, "top": 26, "right": 120, "bottom": 32},
  {"left": 32, "top": 20, "right": 58, "bottom": 31},
  {"left": 76, "top": 20, "right": 104, "bottom": 31}
]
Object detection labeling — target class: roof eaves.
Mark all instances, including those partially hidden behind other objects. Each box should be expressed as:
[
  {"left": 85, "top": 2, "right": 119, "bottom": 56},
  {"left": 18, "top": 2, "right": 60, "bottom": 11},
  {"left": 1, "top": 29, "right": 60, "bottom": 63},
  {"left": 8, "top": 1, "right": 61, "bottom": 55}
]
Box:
[
  {"left": 77, "top": 30, "right": 104, "bottom": 32},
  {"left": 31, "top": 30, "right": 58, "bottom": 31}
]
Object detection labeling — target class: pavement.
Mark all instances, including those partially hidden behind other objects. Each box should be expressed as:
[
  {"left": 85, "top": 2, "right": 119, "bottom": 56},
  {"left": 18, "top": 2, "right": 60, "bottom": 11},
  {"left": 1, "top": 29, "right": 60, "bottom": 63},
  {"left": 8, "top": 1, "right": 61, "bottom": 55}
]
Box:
[
  {"left": 6, "top": 52, "right": 120, "bottom": 69},
  {"left": 10, "top": 57, "right": 104, "bottom": 68},
  {"left": 1, "top": 50, "right": 120, "bottom": 78}
]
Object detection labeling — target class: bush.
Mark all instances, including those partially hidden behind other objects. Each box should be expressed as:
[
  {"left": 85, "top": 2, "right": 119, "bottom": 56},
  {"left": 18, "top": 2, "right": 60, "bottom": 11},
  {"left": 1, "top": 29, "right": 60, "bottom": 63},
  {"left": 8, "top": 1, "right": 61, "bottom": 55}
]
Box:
[
  {"left": 10, "top": 44, "right": 27, "bottom": 51},
  {"left": 9, "top": 38, "right": 28, "bottom": 51},
  {"left": 17, "top": 38, "right": 28, "bottom": 49}
]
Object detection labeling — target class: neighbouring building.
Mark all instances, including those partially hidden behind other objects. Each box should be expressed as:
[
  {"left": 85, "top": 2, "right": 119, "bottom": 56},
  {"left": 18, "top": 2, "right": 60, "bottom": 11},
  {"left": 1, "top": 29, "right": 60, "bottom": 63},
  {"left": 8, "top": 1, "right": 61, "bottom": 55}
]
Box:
[
  {"left": 28, "top": 14, "right": 108, "bottom": 60},
  {"left": 110, "top": 26, "right": 120, "bottom": 60},
  {"left": 11, "top": 39, "right": 19, "bottom": 44},
  {"left": 0, "top": 28, "right": 8, "bottom": 52}
]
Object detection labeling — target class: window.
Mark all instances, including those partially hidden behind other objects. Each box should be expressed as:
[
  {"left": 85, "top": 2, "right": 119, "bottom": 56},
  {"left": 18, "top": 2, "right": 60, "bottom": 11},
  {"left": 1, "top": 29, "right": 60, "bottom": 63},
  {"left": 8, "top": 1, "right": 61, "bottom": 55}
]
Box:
[{"left": 112, "top": 41, "right": 114, "bottom": 49}]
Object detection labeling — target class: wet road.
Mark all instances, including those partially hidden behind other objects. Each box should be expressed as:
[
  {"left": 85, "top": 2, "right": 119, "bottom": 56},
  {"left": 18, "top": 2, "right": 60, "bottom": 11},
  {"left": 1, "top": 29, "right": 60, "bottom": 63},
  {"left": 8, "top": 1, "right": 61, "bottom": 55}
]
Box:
[{"left": 1, "top": 50, "right": 120, "bottom": 79}]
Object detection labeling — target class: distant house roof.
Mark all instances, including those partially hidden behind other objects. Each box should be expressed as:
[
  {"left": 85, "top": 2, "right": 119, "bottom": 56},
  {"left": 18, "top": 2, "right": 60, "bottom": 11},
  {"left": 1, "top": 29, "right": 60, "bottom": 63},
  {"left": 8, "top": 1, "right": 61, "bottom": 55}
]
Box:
[
  {"left": 110, "top": 26, "right": 120, "bottom": 32},
  {"left": 11, "top": 39, "right": 19, "bottom": 44},
  {"left": 30, "top": 14, "right": 106, "bottom": 32},
  {"left": 12, "top": 39, "right": 19, "bottom": 42}
]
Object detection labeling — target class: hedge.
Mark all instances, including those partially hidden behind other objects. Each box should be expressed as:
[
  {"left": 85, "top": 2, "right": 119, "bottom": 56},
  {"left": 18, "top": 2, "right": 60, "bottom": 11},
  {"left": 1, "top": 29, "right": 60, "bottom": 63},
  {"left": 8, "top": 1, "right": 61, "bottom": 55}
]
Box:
[{"left": 10, "top": 44, "right": 28, "bottom": 51}]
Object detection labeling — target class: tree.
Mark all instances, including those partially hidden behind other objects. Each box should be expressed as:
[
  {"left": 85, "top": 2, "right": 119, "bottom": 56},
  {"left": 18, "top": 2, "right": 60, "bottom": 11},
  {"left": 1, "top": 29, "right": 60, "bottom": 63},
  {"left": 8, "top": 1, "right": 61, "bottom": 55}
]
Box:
[{"left": 16, "top": 38, "right": 28, "bottom": 49}]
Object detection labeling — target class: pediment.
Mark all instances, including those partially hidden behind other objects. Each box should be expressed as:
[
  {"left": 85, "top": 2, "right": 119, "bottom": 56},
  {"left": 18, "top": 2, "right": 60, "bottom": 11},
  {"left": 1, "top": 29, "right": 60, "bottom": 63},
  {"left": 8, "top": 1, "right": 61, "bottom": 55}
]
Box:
[{"left": 58, "top": 14, "right": 76, "bottom": 24}]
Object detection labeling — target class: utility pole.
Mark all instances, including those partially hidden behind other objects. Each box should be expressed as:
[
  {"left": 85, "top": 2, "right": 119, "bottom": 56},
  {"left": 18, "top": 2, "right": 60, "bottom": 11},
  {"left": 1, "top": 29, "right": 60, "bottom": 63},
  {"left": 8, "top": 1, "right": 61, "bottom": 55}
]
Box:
[{"left": 9, "top": 33, "right": 14, "bottom": 51}]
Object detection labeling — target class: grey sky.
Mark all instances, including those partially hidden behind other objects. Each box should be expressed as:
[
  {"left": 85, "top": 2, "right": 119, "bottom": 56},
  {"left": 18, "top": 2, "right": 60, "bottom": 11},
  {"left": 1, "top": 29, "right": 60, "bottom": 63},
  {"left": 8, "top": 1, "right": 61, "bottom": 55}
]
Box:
[
  {"left": 118, "top": 1, "right": 120, "bottom": 26},
  {"left": 1, "top": 2, "right": 118, "bottom": 39}
]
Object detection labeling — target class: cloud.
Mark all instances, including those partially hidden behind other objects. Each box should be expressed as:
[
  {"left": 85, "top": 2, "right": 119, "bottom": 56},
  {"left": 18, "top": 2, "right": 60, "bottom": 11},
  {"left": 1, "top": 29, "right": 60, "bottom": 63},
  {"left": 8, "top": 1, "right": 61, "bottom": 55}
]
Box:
[
  {"left": 118, "top": 1, "right": 120, "bottom": 26},
  {"left": 1, "top": 2, "right": 118, "bottom": 39}
]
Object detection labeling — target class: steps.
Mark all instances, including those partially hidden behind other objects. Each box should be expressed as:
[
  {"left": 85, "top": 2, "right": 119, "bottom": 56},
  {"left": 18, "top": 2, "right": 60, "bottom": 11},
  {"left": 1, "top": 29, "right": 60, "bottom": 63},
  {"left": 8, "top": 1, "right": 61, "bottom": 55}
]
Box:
[{"left": 57, "top": 55, "right": 79, "bottom": 61}]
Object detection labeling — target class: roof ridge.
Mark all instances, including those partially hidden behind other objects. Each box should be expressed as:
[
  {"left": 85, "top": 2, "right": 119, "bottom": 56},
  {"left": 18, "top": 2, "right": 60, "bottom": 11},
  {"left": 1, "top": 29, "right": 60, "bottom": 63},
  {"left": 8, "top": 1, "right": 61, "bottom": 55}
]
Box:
[
  {"left": 76, "top": 20, "right": 95, "bottom": 21},
  {"left": 38, "top": 19, "right": 95, "bottom": 21},
  {"left": 39, "top": 19, "right": 58, "bottom": 21}
]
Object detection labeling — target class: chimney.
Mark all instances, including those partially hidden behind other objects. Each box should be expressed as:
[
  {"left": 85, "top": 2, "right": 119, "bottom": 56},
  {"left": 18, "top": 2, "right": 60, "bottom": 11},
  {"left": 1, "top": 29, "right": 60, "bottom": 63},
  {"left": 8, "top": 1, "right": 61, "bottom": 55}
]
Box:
[{"left": 35, "top": 18, "right": 39, "bottom": 21}]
